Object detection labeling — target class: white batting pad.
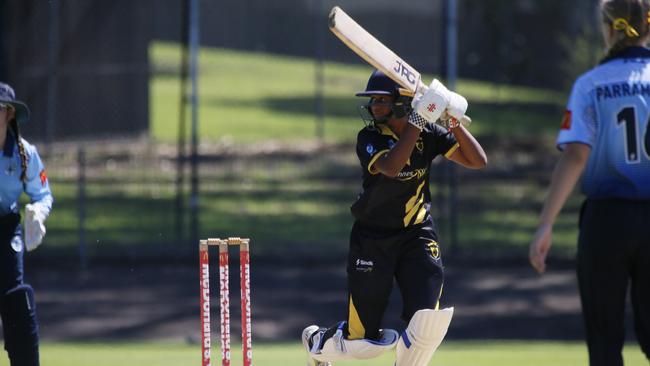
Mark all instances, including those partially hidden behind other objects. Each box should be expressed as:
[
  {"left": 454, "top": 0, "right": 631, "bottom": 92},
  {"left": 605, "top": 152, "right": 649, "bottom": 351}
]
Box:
[{"left": 395, "top": 307, "right": 454, "bottom": 366}]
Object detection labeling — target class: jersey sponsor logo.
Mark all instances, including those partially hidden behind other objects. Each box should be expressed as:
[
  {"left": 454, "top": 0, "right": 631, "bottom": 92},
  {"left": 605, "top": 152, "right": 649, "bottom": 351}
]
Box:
[
  {"left": 396, "top": 167, "right": 427, "bottom": 181},
  {"left": 596, "top": 82, "right": 650, "bottom": 101},
  {"left": 561, "top": 110, "right": 572, "bottom": 130},
  {"left": 366, "top": 143, "right": 376, "bottom": 156}
]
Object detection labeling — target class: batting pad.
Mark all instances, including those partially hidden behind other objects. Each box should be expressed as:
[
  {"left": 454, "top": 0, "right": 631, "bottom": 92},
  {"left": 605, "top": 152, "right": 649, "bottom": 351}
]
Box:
[
  {"left": 312, "top": 326, "right": 399, "bottom": 362},
  {"left": 395, "top": 307, "right": 454, "bottom": 366}
]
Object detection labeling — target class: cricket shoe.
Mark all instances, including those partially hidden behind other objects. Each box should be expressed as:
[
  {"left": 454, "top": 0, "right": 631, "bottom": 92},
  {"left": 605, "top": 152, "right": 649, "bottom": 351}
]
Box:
[{"left": 302, "top": 325, "right": 332, "bottom": 366}]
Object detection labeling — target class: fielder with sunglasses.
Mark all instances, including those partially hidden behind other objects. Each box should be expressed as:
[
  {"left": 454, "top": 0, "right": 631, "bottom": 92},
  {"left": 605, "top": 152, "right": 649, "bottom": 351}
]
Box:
[{"left": 0, "top": 82, "right": 52, "bottom": 366}]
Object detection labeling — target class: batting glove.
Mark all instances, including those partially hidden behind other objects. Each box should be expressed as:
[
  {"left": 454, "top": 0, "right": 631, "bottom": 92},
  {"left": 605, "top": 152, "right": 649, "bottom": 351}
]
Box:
[
  {"left": 411, "top": 79, "right": 450, "bottom": 124},
  {"left": 439, "top": 91, "right": 468, "bottom": 129},
  {"left": 24, "top": 203, "right": 47, "bottom": 251}
]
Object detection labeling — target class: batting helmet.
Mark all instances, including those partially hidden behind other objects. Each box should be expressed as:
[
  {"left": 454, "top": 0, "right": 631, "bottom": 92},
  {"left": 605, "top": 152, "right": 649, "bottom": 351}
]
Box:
[
  {"left": 356, "top": 70, "right": 413, "bottom": 123},
  {"left": 355, "top": 70, "right": 402, "bottom": 97}
]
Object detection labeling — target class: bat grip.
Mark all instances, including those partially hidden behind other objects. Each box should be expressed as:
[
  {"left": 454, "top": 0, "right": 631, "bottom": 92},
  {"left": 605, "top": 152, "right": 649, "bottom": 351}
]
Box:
[{"left": 459, "top": 115, "right": 472, "bottom": 127}]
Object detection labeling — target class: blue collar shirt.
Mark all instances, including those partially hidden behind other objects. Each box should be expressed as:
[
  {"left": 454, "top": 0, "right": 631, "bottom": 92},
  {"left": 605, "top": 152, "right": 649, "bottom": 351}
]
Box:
[{"left": 0, "top": 131, "right": 53, "bottom": 217}]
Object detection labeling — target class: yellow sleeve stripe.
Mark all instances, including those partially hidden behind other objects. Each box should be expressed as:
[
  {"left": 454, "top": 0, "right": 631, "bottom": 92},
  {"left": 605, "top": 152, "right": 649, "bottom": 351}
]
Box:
[
  {"left": 444, "top": 142, "right": 460, "bottom": 159},
  {"left": 367, "top": 149, "right": 390, "bottom": 175},
  {"left": 348, "top": 295, "right": 365, "bottom": 340}
]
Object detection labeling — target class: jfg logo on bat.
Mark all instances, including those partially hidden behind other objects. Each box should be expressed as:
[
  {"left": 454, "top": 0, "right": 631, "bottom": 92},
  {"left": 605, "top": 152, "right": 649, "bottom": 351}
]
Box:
[{"left": 393, "top": 60, "right": 417, "bottom": 86}]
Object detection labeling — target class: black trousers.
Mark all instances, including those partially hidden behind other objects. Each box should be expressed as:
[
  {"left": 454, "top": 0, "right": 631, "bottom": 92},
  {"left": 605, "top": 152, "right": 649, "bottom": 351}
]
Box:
[
  {"left": 577, "top": 198, "right": 650, "bottom": 366},
  {"left": 346, "top": 219, "right": 444, "bottom": 340},
  {"left": 0, "top": 213, "right": 23, "bottom": 293}
]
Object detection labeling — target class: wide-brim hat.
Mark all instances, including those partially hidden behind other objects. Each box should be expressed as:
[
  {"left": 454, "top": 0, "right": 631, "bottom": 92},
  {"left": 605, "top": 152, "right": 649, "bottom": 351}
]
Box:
[{"left": 0, "top": 82, "right": 30, "bottom": 123}]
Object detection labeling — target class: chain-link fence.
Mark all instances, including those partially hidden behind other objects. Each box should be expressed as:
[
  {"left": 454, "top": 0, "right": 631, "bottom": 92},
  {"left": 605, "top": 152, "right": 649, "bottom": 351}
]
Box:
[{"left": 31, "top": 132, "right": 587, "bottom": 269}]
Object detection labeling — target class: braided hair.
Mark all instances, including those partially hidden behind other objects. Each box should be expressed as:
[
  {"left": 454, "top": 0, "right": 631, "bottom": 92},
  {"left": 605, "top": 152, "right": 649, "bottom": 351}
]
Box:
[
  {"left": 601, "top": 0, "right": 650, "bottom": 63},
  {"left": 8, "top": 117, "right": 28, "bottom": 183}
]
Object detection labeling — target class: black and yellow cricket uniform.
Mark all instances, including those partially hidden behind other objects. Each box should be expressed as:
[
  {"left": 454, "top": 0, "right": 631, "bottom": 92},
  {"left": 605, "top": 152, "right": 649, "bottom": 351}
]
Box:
[{"left": 345, "top": 123, "right": 458, "bottom": 341}]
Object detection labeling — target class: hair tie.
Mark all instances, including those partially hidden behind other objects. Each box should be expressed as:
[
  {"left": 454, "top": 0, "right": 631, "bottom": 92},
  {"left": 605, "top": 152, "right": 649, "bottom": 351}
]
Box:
[{"left": 613, "top": 18, "right": 640, "bottom": 37}]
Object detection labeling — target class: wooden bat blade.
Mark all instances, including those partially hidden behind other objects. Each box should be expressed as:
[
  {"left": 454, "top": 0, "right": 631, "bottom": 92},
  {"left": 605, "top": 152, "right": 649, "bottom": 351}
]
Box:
[{"left": 328, "top": 6, "right": 424, "bottom": 93}]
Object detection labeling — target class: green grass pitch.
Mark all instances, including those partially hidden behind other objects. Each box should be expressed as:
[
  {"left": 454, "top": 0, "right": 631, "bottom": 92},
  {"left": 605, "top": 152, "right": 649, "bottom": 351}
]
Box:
[{"left": 40, "top": 340, "right": 647, "bottom": 365}]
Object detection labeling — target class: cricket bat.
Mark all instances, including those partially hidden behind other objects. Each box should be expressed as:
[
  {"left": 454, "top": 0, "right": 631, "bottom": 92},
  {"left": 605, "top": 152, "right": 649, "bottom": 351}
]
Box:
[{"left": 328, "top": 6, "right": 471, "bottom": 126}]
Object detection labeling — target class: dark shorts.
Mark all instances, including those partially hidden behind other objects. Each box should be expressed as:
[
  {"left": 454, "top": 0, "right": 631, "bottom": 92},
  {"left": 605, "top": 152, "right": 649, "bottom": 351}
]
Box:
[
  {"left": 0, "top": 213, "right": 24, "bottom": 293},
  {"left": 346, "top": 219, "right": 444, "bottom": 340}
]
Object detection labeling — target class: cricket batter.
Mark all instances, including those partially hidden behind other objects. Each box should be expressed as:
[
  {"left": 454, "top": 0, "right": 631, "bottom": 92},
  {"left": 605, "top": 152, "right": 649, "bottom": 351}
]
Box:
[
  {"left": 529, "top": 1, "right": 650, "bottom": 365},
  {"left": 0, "top": 82, "right": 52, "bottom": 366},
  {"left": 302, "top": 70, "right": 487, "bottom": 366}
]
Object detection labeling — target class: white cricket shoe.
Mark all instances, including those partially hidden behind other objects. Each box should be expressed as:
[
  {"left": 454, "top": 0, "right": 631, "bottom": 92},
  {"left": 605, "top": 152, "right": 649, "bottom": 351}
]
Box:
[{"left": 302, "top": 325, "right": 332, "bottom": 366}]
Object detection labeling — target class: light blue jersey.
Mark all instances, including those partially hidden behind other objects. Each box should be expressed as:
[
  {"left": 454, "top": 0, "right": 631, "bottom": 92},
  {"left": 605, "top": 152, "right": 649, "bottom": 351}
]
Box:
[
  {"left": 0, "top": 131, "right": 53, "bottom": 216},
  {"left": 558, "top": 47, "right": 650, "bottom": 199}
]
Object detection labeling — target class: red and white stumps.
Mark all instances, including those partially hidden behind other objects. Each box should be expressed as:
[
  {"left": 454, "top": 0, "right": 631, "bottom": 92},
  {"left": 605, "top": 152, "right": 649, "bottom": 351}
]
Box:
[
  {"left": 240, "top": 241, "right": 252, "bottom": 366},
  {"left": 199, "top": 240, "right": 211, "bottom": 366},
  {"left": 200, "top": 237, "right": 252, "bottom": 366}
]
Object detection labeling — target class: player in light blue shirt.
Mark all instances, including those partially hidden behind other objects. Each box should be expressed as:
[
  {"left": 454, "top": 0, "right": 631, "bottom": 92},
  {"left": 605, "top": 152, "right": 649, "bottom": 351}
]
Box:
[
  {"left": 529, "top": 1, "right": 650, "bottom": 365},
  {"left": 0, "top": 82, "right": 52, "bottom": 366}
]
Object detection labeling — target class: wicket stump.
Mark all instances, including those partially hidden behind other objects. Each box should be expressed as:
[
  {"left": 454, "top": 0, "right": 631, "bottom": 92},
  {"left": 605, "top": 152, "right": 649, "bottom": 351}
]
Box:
[{"left": 199, "top": 237, "right": 252, "bottom": 366}]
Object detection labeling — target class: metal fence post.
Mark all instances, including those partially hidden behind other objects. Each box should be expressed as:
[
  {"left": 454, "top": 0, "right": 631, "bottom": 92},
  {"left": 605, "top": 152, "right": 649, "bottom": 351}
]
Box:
[
  {"left": 446, "top": 0, "right": 459, "bottom": 256},
  {"left": 77, "top": 147, "right": 87, "bottom": 269},
  {"left": 189, "top": 0, "right": 200, "bottom": 250},
  {"left": 46, "top": 0, "right": 59, "bottom": 149},
  {"left": 314, "top": 0, "right": 325, "bottom": 140},
  {"left": 176, "top": 0, "right": 190, "bottom": 248}
]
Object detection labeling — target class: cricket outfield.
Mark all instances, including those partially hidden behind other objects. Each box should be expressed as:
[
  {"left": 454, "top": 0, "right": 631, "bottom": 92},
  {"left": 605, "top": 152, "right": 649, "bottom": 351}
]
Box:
[{"left": 25, "top": 261, "right": 647, "bottom": 365}]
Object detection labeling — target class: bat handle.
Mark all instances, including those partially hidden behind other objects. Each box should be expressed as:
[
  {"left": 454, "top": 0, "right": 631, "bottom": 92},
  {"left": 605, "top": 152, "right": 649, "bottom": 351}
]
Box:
[{"left": 415, "top": 79, "right": 427, "bottom": 95}]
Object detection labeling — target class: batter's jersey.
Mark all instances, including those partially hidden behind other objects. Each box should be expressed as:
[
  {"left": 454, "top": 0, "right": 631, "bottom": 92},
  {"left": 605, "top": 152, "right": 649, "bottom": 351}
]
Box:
[
  {"left": 558, "top": 46, "right": 650, "bottom": 199},
  {"left": 0, "top": 131, "right": 53, "bottom": 216},
  {"left": 351, "top": 123, "right": 458, "bottom": 228}
]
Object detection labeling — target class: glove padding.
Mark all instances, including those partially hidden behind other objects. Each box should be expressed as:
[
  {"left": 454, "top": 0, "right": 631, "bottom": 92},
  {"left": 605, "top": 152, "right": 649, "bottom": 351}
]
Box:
[
  {"left": 411, "top": 79, "right": 450, "bottom": 124},
  {"left": 439, "top": 91, "right": 468, "bottom": 129},
  {"left": 24, "top": 203, "right": 46, "bottom": 252}
]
